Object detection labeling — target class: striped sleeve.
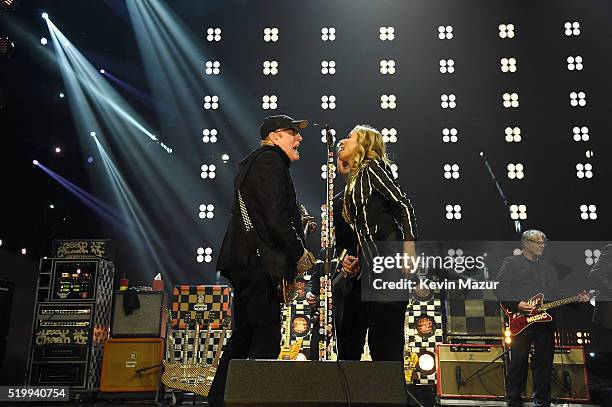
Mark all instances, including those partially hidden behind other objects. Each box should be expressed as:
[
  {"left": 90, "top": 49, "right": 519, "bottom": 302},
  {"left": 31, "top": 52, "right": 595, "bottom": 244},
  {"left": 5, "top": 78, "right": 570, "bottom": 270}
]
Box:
[{"left": 367, "top": 160, "right": 418, "bottom": 240}]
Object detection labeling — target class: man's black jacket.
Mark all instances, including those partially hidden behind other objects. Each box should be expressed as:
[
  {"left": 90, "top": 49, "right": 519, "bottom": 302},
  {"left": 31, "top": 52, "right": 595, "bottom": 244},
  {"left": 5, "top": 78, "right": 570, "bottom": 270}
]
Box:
[
  {"left": 588, "top": 244, "right": 612, "bottom": 330},
  {"left": 217, "top": 146, "right": 305, "bottom": 285},
  {"left": 494, "top": 254, "right": 561, "bottom": 313}
]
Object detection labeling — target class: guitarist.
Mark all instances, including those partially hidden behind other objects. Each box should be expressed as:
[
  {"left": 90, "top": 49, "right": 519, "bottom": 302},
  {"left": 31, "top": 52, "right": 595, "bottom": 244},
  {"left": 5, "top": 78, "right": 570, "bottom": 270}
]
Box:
[
  {"left": 211, "top": 115, "right": 310, "bottom": 407},
  {"left": 494, "top": 230, "right": 589, "bottom": 407}
]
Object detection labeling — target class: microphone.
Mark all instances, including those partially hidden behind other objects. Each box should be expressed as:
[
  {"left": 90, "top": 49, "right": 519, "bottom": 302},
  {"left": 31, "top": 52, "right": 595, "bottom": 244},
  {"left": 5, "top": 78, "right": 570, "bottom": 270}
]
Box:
[
  {"left": 455, "top": 365, "right": 463, "bottom": 388},
  {"left": 562, "top": 371, "right": 572, "bottom": 392}
]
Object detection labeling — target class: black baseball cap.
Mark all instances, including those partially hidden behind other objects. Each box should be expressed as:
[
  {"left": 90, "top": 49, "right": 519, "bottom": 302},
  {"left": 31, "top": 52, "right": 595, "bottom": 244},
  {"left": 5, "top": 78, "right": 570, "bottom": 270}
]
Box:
[{"left": 259, "top": 115, "right": 308, "bottom": 139}]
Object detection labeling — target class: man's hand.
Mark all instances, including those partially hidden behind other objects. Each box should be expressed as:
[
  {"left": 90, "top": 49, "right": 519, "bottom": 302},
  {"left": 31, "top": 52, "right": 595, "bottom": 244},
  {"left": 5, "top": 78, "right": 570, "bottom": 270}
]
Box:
[
  {"left": 342, "top": 255, "right": 360, "bottom": 278},
  {"left": 306, "top": 292, "right": 317, "bottom": 307},
  {"left": 577, "top": 290, "right": 591, "bottom": 303},
  {"left": 518, "top": 301, "right": 535, "bottom": 314}
]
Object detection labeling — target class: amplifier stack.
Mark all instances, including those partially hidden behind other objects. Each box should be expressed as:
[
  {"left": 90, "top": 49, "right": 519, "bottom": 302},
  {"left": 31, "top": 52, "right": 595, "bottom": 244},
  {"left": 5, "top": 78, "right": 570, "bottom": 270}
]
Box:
[{"left": 27, "top": 256, "right": 114, "bottom": 390}]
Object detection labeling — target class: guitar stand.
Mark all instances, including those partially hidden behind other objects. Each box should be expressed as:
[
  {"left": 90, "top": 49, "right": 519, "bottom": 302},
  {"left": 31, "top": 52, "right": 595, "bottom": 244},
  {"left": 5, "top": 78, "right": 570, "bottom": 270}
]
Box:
[{"left": 459, "top": 347, "right": 511, "bottom": 387}]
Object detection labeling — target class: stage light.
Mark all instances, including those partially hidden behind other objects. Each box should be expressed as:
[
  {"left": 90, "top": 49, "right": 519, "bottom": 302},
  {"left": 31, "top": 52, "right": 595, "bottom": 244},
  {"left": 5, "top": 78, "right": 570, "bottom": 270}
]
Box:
[
  {"left": 263, "top": 60, "right": 278, "bottom": 76},
  {"left": 499, "top": 23, "right": 515, "bottom": 39},
  {"left": 205, "top": 60, "right": 220, "bottom": 75},
  {"left": 200, "top": 164, "right": 216, "bottom": 179},
  {"left": 87, "top": 157, "right": 94, "bottom": 164},
  {"left": 567, "top": 56, "right": 583, "bottom": 71},
  {"left": 381, "top": 128, "right": 397, "bottom": 143},
  {"left": 579, "top": 204, "right": 597, "bottom": 220},
  {"left": 510, "top": 204, "right": 527, "bottom": 220},
  {"left": 202, "top": 129, "right": 218, "bottom": 143},
  {"left": 198, "top": 204, "right": 215, "bottom": 219},
  {"left": 262, "top": 95, "right": 277, "bottom": 110},
  {"left": 586, "top": 150, "right": 594, "bottom": 158},
  {"left": 196, "top": 247, "right": 213, "bottom": 263},
  {"left": 417, "top": 352, "right": 436, "bottom": 375},
  {"left": 443, "top": 164, "right": 459, "bottom": 180},
  {"left": 204, "top": 95, "right": 219, "bottom": 110},
  {"left": 381, "top": 94, "right": 396, "bottom": 110},
  {"left": 505, "top": 127, "right": 521, "bottom": 142},
  {"left": 1, "top": 0, "right": 19, "bottom": 10},
  {"left": 33, "top": 160, "right": 39, "bottom": 165},
  {"left": 221, "top": 154, "right": 229, "bottom": 163},
  {"left": 90, "top": 131, "right": 96, "bottom": 137},
  {"left": 59, "top": 92, "right": 65, "bottom": 98},
  {"left": 206, "top": 27, "right": 222, "bottom": 42},
  {"left": 321, "top": 27, "right": 336, "bottom": 41},
  {"left": 379, "top": 26, "right": 395, "bottom": 41},
  {"left": 564, "top": 21, "right": 581, "bottom": 36},
  {"left": 507, "top": 163, "right": 524, "bottom": 179},
  {"left": 439, "top": 59, "right": 454, "bottom": 74},
  {"left": 502, "top": 92, "right": 519, "bottom": 108},
  {"left": 55, "top": 147, "right": 61, "bottom": 153},
  {"left": 321, "top": 95, "right": 336, "bottom": 110},
  {"left": 99, "top": 69, "right": 105, "bottom": 74},
  {"left": 585, "top": 249, "right": 601, "bottom": 266},
  {"left": 589, "top": 352, "right": 595, "bottom": 357},
  {"left": 321, "top": 128, "right": 336, "bottom": 144},
  {"left": 321, "top": 164, "right": 336, "bottom": 180},
  {"left": 445, "top": 204, "right": 462, "bottom": 220},
  {"left": 438, "top": 25, "right": 453, "bottom": 40},
  {"left": 0, "top": 239, "right": 2, "bottom": 246},
  {"left": 49, "top": 204, "right": 55, "bottom": 209},
  {"left": 263, "top": 27, "right": 279, "bottom": 42},
  {"left": 576, "top": 163, "right": 593, "bottom": 179},
  {"left": 321, "top": 60, "right": 336, "bottom": 75},
  {"left": 0, "top": 35, "right": 15, "bottom": 59},
  {"left": 21, "top": 248, "right": 26, "bottom": 255},
  {"left": 389, "top": 164, "right": 398, "bottom": 179},
  {"left": 572, "top": 126, "right": 589, "bottom": 142},
  {"left": 41, "top": 12, "right": 48, "bottom": 20},
  {"left": 500, "top": 57, "right": 517, "bottom": 73},
  {"left": 440, "top": 94, "right": 456, "bottom": 109},
  {"left": 380, "top": 60, "right": 395, "bottom": 75},
  {"left": 40, "top": 37, "right": 48, "bottom": 45},
  {"left": 442, "top": 128, "right": 458, "bottom": 143},
  {"left": 570, "top": 91, "right": 586, "bottom": 107}
]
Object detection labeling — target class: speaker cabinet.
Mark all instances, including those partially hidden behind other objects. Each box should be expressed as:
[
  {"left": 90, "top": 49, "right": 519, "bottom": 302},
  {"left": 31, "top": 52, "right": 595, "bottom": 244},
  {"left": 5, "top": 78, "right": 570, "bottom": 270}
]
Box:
[
  {"left": 111, "top": 290, "right": 166, "bottom": 338},
  {"left": 436, "top": 344, "right": 506, "bottom": 399},
  {"left": 525, "top": 346, "right": 589, "bottom": 401},
  {"left": 100, "top": 338, "right": 164, "bottom": 392},
  {"left": 225, "top": 360, "right": 407, "bottom": 406}
]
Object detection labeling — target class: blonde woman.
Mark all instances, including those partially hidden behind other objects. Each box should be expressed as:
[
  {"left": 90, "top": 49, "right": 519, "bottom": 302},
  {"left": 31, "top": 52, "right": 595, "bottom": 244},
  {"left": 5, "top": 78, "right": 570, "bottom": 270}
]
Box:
[{"left": 336, "top": 124, "right": 417, "bottom": 361}]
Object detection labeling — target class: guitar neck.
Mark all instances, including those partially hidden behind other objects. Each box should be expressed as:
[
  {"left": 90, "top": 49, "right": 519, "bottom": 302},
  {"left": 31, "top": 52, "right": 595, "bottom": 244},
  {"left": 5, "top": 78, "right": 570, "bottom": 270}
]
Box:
[{"left": 539, "top": 295, "right": 580, "bottom": 311}]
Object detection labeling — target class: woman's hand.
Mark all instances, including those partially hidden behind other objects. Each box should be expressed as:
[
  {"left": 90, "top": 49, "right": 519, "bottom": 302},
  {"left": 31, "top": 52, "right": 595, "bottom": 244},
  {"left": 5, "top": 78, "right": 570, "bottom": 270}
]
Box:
[{"left": 342, "top": 255, "right": 360, "bottom": 277}]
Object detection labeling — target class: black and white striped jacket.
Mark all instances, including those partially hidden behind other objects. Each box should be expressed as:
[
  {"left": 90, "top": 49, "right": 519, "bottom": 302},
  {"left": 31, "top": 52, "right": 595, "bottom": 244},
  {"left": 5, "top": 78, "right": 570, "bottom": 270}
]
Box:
[{"left": 343, "top": 158, "right": 417, "bottom": 248}]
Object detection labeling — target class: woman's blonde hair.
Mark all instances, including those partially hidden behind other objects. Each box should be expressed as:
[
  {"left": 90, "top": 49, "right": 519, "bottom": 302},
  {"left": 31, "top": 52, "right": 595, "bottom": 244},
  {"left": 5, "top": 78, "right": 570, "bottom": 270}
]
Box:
[{"left": 346, "top": 125, "right": 389, "bottom": 171}]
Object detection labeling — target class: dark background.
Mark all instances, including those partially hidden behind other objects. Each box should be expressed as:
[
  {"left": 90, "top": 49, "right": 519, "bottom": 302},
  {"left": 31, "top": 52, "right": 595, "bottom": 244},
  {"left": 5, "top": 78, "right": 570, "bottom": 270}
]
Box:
[{"left": 1, "top": 0, "right": 611, "bottom": 287}]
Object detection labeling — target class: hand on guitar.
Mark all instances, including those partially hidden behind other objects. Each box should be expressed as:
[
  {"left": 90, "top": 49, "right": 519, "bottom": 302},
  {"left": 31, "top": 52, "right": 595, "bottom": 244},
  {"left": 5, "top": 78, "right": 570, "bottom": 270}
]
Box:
[
  {"left": 518, "top": 301, "right": 536, "bottom": 314},
  {"left": 306, "top": 292, "right": 317, "bottom": 307},
  {"left": 577, "top": 290, "right": 591, "bottom": 303},
  {"left": 342, "top": 255, "right": 360, "bottom": 278}
]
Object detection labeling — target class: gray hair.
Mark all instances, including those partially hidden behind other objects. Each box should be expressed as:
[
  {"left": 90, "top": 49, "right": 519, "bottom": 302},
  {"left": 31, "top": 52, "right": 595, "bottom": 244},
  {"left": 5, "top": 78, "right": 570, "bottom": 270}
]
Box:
[{"left": 521, "top": 229, "right": 546, "bottom": 247}]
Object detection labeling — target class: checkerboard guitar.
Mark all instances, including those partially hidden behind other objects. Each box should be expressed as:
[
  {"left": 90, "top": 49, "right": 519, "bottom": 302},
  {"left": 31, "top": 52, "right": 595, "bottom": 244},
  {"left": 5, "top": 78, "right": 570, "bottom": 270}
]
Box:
[
  {"left": 406, "top": 288, "right": 443, "bottom": 385},
  {"left": 172, "top": 285, "right": 232, "bottom": 329}
]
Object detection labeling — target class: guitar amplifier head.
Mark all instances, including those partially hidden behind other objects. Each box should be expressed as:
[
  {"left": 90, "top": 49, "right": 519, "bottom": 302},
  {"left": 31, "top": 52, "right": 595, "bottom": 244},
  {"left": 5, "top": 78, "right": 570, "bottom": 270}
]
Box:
[
  {"left": 100, "top": 338, "right": 164, "bottom": 392},
  {"left": 111, "top": 291, "right": 166, "bottom": 338}
]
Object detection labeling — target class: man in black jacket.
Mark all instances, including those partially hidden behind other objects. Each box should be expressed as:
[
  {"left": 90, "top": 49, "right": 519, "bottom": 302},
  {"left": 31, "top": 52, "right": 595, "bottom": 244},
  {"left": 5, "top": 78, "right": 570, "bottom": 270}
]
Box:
[
  {"left": 588, "top": 244, "right": 612, "bottom": 332},
  {"left": 495, "top": 230, "right": 589, "bottom": 407},
  {"left": 209, "top": 115, "right": 308, "bottom": 407}
]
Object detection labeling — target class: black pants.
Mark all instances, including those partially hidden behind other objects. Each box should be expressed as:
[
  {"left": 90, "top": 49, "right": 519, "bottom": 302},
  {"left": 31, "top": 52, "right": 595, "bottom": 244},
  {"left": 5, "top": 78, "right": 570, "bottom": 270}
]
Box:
[
  {"left": 207, "top": 271, "right": 281, "bottom": 407},
  {"left": 337, "top": 285, "right": 407, "bottom": 361},
  {"left": 506, "top": 323, "right": 555, "bottom": 407}
]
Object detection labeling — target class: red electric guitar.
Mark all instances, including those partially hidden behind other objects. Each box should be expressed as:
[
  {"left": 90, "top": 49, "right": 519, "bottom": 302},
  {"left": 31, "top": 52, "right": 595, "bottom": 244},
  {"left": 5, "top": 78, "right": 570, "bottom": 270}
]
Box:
[{"left": 502, "top": 292, "right": 589, "bottom": 336}]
